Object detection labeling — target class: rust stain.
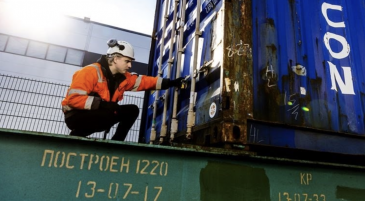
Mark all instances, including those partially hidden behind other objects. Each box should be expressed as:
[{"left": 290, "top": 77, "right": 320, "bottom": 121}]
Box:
[
  {"left": 266, "top": 18, "right": 275, "bottom": 27},
  {"left": 221, "top": 0, "right": 253, "bottom": 144},
  {"left": 266, "top": 44, "right": 277, "bottom": 54}
]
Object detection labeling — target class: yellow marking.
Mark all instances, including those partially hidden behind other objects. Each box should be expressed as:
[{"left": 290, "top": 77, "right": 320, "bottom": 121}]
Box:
[
  {"left": 41, "top": 149, "right": 54, "bottom": 167},
  {"left": 108, "top": 183, "right": 119, "bottom": 199},
  {"left": 150, "top": 161, "right": 159, "bottom": 175},
  {"left": 154, "top": 187, "right": 162, "bottom": 201},
  {"left": 66, "top": 152, "right": 77, "bottom": 169},
  {"left": 140, "top": 160, "right": 150, "bottom": 174},
  {"left": 85, "top": 181, "right": 96, "bottom": 198},
  {"left": 123, "top": 183, "right": 133, "bottom": 199},
  {"left": 110, "top": 156, "right": 119, "bottom": 172},
  {"left": 76, "top": 181, "right": 82, "bottom": 198},
  {"left": 120, "top": 157, "right": 130, "bottom": 173},
  {"left": 144, "top": 186, "right": 148, "bottom": 201},
  {"left": 97, "top": 189, "right": 105, "bottom": 193}
]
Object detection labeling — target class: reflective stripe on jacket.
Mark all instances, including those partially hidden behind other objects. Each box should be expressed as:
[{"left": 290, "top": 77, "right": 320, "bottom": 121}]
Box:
[{"left": 61, "top": 63, "right": 163, "bottom": 112}]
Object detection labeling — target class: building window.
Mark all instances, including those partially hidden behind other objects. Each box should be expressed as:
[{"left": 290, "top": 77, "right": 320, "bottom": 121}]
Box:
[
  {"left": 5, "top": 37, "right": 28, "bottom": 55},
  {"left": 46, "top": 45, "right": 67, "bottom": 62},
  {"left": 26, "top": 41, "right": 48, "bottom": 59},
  {"left": 65, "top": 49, "right": 84, "bottom": 66},
  {"left": 0, "top": 34, "right": 8, "bottom": 51},
  {"left": 0, "top": 33, "right": 85, "bottom": 66}
]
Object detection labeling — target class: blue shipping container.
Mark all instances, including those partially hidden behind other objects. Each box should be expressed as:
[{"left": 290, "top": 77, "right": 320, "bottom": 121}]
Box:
[{"left": 143, "top": 0, "right": 365, "bottom": 155}]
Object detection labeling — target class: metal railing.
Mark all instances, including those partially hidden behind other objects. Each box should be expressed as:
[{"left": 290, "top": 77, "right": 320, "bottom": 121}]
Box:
[{"left": 0, "top": 74, "right": 144, "bottom": 142}]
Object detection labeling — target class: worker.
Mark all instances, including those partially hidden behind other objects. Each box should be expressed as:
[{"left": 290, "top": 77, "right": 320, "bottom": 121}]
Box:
[{"left": 61, "top": 39, "right": 183, "bottom": 141}]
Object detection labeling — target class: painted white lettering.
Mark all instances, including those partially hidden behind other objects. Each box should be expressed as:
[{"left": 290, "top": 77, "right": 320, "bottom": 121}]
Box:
[
  {"left": 321, "top": 3, "right": 345, "bottom": 28},
  {"left": 328, "top": 61, "right": 355, "bottom": 94},
  {"left": 322, "top": 2, "right": 354, "bottom": 95},
  {"left": 324, "top": 32, "right": 350, "bottom": 59}
]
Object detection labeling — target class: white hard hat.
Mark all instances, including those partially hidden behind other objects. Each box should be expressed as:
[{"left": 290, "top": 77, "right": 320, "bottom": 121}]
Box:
[{"left": 106, "top": 39, "right": 135, "bottom": 60}]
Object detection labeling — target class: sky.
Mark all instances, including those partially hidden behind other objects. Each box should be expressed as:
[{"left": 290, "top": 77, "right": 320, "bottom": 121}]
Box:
[{"left": 0, "top": 0, "right": 157, "bottom": 35}]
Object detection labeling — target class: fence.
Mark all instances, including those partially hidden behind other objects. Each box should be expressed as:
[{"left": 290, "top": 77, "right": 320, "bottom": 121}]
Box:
[{"left": 0, "top": 74, "right": 144, "bottom": 142}]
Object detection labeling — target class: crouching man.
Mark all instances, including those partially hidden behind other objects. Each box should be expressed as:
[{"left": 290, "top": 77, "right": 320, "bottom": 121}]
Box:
[{"left": 62, "top": 39, "right": 183, "bottom": 141}]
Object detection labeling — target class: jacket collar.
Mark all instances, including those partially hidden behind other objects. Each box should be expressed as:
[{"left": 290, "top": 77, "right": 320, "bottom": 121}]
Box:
[{"left": 96, "top": 55, "right": 126, "bottom": 99}]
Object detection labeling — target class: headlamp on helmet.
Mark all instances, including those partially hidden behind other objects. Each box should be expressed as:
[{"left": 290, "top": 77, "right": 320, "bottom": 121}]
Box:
[{"left": 106, "top": 39, "right": 135, "bottom": 60}]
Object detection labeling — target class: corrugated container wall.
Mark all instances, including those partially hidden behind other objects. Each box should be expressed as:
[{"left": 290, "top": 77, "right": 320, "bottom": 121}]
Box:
[{"left": 143, "top": 0, "right": 365, "bottom": 155}]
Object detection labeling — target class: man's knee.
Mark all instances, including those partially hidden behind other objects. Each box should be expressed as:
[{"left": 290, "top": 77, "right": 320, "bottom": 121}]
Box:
[
  {"left": 130, "top": 105, "right": 139, "bottom": 117},
  {"left": 116, "top": 104, "right": 139, "bottom": 120},
  {"left": 122, "top": 104, "right": 139, "bottom": 117}
]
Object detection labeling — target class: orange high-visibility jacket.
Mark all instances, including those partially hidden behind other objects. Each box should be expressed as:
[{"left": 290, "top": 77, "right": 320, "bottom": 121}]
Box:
[{"left": 61, "top": 63, "right": 163, "bottom": 112}]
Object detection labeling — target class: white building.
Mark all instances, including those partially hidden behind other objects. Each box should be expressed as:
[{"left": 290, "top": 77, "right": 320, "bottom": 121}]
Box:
[{"left": 0, "top": 7, "right": 152, "bottom": 142}]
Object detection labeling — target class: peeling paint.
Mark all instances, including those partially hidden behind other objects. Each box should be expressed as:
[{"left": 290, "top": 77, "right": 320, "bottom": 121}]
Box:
[
  {"left": 300, "top": 87, "right": 306, "bottom": 95},
  {"left": 225, "top": 78, "right": 231, "bottom": 92},
  {"left": 234, "top": 81, "right": 239, "bottom": 92},
  {"left": 200, "top": 161, "right": 270, "bottom": 201},
  {"left": 292, "top": 64, "right": 307, "bottom": 76}
]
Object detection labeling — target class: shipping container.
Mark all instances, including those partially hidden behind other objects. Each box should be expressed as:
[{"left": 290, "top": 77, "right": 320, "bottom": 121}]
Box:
[
  {"left": 2, "top": 129, "right": 365, "bottom": 200},
  {"left": 3, "top": 0, "right": 365, "bottom": 199},
  {"left": 143, "top": 0, "right": 365, "bottom": 156}
]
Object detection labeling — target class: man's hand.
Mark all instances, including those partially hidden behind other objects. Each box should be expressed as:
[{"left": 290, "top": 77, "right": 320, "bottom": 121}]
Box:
[
  {"left": 169, "top": 77, "right": 185, "bottom": 88},
  {"left": 161, "top": 77, "right": 186, "bottom": 89}
]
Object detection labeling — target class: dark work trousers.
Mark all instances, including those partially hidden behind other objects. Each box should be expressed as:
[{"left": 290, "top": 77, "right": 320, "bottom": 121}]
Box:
[{"left": 65, "top": 104, "right": 139, "bottom": 141}]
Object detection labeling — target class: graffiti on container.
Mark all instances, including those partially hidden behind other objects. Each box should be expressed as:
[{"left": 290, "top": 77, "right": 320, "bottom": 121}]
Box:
[
  {"left": 226, "top": 40, "right": 251, "bottom": 57},
  {"left": 262, "top": 64, "right": 277, "bottom": 87},
  {"left": 249, "top": 124, "right": 264, "bottom": 144},
  {"left": 287, "top": 93, "right": 300, "bottom": 120}
]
